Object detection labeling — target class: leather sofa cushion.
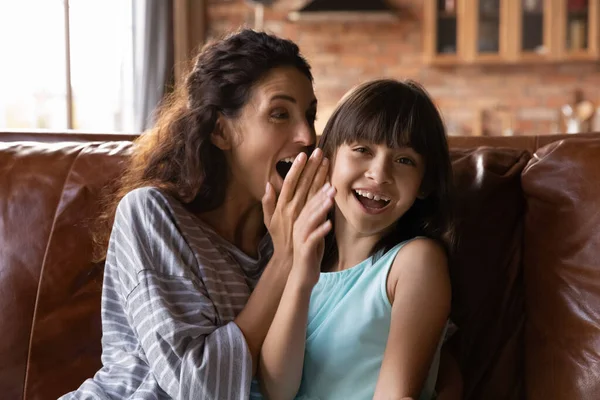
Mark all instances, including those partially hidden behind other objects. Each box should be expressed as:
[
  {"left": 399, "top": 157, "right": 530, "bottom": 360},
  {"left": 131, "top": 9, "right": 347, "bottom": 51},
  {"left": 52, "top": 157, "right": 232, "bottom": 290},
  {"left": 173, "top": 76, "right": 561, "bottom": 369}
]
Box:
[
  {"left": 450, "top": 147, "right": 530, "bottom": 400},
  {"left": 522, "top": 137, "right": 600, "bottom": 400}
]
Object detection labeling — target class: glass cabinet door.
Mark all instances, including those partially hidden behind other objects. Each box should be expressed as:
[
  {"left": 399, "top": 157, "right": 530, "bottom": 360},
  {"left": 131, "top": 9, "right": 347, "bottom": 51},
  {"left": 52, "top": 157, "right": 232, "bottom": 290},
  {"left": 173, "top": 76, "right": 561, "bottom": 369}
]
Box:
[
  {"left": 477, "top": 0, "right": 501, "bottom": 54},
  {"left": 557, "top": 0, "right": 599, "bottom": 59},
  {"left": 520, "top": 0, "right": 547, "bottom": 55},
  {"left": 425, "top": 0, "right": 464, "bottom": 64},
  {"left": 436, "top": 0, "right": 459, "bottom": 56},
  {"left": 565, "top": 0, "right": 589, "bottom": 53}
]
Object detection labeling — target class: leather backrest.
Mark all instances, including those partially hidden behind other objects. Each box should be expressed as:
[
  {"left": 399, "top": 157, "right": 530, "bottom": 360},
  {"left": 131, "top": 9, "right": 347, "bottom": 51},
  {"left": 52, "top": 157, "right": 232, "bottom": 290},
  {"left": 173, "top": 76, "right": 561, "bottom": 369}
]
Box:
[
  {"left": 522, "top": 137, "right": 600, "bottom": 399},
  {"left": 0, "top": 140, "right": 133, "bottom": 400},
  {"left": 2, "top": 132, "right": 599, "bottom": 400},
  {"left": 450, "top": 147, "right": 530, "bottom": 400}
]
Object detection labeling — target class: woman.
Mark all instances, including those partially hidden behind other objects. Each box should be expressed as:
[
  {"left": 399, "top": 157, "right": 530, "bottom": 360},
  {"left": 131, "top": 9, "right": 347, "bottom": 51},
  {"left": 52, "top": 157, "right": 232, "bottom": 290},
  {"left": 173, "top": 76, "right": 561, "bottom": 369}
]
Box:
[{"left": 60, "top": 29, "right": 331, "bottom": 400}]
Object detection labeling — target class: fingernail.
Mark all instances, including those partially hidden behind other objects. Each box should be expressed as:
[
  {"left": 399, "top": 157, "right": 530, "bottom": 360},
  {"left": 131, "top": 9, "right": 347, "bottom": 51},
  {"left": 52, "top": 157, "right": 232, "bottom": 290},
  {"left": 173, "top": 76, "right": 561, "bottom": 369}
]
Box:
[
  {"left": 265, "top": 182, "right": 270, "bottom": 193},
  {"left": 295, "top": 153, "right": 306, "bottom": 163},
  {"left": 321, "top": 182, "right": 331, "bottom": 192},
  {"left": 311, "top": 148, "right": 322, "bottom": 158},
  {"left": 322, "top": 157, "right": 329, "bottom": 166}
]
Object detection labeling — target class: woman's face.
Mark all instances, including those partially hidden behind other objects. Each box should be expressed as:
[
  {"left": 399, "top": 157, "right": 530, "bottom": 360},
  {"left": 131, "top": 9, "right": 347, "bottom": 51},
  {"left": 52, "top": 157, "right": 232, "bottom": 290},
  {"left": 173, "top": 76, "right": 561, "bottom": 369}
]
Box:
[{"left": 220, "top": 66, "right": 317, "bottom": 203}]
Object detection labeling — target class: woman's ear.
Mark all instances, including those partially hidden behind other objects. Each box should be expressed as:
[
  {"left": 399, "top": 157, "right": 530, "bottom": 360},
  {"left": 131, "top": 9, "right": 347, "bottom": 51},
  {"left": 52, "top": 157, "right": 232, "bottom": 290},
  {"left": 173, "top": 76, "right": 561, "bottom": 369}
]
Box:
[{"left": 211, "top": 116, "right": 233, "bottom": 151}]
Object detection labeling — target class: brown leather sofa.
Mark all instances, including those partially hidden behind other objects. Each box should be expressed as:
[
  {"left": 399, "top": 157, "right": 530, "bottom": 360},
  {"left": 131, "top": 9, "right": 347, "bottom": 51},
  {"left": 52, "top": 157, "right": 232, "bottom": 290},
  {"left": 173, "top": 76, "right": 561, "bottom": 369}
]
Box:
[{"left": 1, "top": 130, "right": 599, "bottom": 400}]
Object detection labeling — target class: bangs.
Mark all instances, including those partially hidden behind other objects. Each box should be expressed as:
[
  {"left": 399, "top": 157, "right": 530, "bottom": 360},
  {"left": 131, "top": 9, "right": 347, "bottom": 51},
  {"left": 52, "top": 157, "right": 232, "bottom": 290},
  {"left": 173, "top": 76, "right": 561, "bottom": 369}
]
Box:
[{"left": 320, "top": 80, "right": 440, "bottom": 160}]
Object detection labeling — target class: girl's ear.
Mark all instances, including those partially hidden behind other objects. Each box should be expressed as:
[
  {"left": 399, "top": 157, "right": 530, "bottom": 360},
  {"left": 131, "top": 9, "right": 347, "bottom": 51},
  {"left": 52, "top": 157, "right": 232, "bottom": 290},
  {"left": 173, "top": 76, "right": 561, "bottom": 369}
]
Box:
[{"left": 211, "top": 116, "right": 233, "bottom": 151}]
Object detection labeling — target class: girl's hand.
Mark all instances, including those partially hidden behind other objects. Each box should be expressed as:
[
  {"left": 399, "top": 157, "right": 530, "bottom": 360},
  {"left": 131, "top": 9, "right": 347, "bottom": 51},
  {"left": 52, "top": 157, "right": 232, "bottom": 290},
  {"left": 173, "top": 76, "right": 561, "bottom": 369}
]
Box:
[
  {"left": 290, "top": 182, "right": 336, "bottom": 289},
  {"left": 262, "top": 148, "right": 330, "bottom": 267}
]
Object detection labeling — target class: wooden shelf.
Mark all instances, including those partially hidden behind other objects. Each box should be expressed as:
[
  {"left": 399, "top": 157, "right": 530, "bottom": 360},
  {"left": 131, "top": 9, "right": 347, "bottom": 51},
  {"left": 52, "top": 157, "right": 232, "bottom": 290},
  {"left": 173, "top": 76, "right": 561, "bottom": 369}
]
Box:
[
  {"left": 561, "top": 51, "right": 597, "bottom": 61},
  {"left": 523, "top": 11, "right": 544, "bottom": 16},
  {"left": 438, "top": 11, "right": 458, "bottom": 18},
  {"left": 567, "top": 10, "right": 589, "bottom": 18}
]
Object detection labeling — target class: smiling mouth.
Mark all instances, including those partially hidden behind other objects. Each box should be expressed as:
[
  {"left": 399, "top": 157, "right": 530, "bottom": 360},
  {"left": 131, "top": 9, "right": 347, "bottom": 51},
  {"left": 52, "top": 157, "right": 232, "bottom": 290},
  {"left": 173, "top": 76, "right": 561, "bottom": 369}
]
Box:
[{"left": 353, "top": 190, "right": 391, "bottom": 210}]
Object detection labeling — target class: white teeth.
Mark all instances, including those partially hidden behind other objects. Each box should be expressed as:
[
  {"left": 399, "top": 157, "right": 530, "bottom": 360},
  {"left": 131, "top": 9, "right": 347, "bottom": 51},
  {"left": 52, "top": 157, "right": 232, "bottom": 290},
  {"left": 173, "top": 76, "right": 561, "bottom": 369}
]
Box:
[
  {"left": 354, "top": 190, "right": 390, "bottom": 202},
  {"left": 279, "top": 156, "right": 296, "bottom": 163}
]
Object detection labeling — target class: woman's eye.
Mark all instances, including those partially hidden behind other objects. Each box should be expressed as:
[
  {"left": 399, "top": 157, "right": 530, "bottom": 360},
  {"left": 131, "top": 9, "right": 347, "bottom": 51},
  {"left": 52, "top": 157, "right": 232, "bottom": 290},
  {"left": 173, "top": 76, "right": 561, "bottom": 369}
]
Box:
[
  {"left": 353, "top": 147, "right": 368, "bottom": 153},
  {"left": 397, "top": 157, "right": 415, "bottom": 166},
  {"left": 270, "top": 110, "right": 289, "bottom": 120}
]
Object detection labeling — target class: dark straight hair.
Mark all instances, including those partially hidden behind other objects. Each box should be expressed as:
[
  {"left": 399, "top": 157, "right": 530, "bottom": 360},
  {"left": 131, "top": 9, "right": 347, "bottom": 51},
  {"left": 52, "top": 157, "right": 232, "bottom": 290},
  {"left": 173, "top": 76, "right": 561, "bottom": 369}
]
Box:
[{"left": 319, "top": 79, "right": 455, "bottom": 268}]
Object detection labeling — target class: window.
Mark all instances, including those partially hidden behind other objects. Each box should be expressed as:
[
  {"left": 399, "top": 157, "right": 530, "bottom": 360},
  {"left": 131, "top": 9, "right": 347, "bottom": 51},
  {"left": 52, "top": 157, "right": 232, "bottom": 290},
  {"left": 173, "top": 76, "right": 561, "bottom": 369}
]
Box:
[{"left": 0, "top": 0, "right": 135, "bottom": 132}]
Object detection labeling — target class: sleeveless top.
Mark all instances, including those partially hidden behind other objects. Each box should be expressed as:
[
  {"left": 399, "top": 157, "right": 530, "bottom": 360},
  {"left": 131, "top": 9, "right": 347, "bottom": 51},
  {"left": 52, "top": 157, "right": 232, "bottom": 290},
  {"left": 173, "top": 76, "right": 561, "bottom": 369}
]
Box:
[{"left": 296, "top": 239, "right": 447, "bottom": 400}]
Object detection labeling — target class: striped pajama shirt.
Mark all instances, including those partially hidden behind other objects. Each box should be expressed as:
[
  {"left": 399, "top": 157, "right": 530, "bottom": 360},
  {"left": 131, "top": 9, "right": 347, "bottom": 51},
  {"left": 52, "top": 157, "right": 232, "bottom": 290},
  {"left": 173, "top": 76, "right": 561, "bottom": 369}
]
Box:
[{"left": 60, "top": 187, "right": 272, "bottom": 399}]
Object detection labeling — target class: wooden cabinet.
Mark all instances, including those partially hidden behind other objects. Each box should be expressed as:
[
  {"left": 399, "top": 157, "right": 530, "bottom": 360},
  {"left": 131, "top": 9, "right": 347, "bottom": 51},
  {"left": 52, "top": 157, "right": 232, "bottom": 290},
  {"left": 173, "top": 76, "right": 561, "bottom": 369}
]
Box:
[
  {"left": 424, "top": 0, "right": 599, "bottom": 64},
  {"left": 556, "top": 0, "right": 599, "bottom": 60}
]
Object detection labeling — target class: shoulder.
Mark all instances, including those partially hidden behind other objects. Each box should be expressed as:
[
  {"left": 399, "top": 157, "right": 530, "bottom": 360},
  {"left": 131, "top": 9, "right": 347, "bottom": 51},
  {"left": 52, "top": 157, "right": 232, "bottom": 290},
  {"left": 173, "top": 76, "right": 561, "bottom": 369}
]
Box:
[
  {"left": 118, "top": 186, "right": 171, "bottom": 214},
  {"left": 387, "top": 238, "right": 450, "bottom": 305},
  {"left": 115, "top": 187, "right": 179, "bottom": 227},
  {"left": 108, "top": 187, "right": 200, "bottom": 284},
  {"left": 395, "top": 237, "right": 448, "bottom": 270}
]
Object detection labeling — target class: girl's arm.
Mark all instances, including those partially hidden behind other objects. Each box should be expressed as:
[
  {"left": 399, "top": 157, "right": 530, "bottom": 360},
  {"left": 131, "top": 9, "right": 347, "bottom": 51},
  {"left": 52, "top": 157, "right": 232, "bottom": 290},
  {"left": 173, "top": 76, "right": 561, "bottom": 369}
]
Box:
[
  {"left": 373, "top": 238, "right": 451, "bottom": 400},
  {"left": 259, "top": 183, "right": 336, "bottom": 400},
  {"left": 435, "top": 347, "right": 464, "bottom": 400},
  {"left": 258, "top": 276, "right": 313, "bottom": 400}
]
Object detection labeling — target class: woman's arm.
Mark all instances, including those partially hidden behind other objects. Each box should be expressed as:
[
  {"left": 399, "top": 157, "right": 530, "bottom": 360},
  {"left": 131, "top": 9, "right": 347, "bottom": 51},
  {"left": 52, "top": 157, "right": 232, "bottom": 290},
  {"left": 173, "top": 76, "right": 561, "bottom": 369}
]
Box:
[
  {"left": 113, "top": 153, "right": 330, "bottom": 399},
  {"left": 259, "top": 183, "right": 336, "bottom": 400},
  {"left": 236, "top": 150, "right": 330, "bottom": 376},
  {"left": 113, "top": 188, "right": 255, "bottom": 399},
  {"left": 373, "top": 239, "right": 451, "bottom": 400}
]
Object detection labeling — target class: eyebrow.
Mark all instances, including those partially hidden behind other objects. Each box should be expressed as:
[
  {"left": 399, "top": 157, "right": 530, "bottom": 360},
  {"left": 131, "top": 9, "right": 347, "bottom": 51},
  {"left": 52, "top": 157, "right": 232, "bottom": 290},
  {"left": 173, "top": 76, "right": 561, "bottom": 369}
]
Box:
[
  {"left": 271, "top": 94, "right": 297, "bottom": 103},
  {"left": 270, "top": 94, "right": 318, "bottom": 107}
]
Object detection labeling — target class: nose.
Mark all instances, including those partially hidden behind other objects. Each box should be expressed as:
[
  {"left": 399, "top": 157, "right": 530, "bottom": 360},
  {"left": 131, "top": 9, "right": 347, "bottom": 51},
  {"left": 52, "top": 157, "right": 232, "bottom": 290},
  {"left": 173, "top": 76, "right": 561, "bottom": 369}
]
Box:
[
  {"left": 293, "top": 121, "right": 316, "bottom": 148},
  {"left": 365, "top": 157, "right": 392, "bottom": 184}
]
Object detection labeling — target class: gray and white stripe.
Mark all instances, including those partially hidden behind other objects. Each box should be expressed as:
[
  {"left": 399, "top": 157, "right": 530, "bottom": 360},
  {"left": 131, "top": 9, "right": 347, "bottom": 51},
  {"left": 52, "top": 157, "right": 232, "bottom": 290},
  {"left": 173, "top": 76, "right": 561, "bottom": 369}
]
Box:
[{"left": 60, "top": 187, "right": 271, "bottom": 399}]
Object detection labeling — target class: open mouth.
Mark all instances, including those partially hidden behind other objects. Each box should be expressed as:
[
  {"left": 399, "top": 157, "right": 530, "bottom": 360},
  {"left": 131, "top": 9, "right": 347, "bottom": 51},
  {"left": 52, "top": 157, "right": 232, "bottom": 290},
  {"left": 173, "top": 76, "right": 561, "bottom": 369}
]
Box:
[
  {"left": 276, "top": 157, "right": 295, "bottom": 179},
  {"left": 276, "top": 153, "right": 305, "bottom": 179},
  {"left": 353, "top": 189, "right": 391, "bottom": 210}
]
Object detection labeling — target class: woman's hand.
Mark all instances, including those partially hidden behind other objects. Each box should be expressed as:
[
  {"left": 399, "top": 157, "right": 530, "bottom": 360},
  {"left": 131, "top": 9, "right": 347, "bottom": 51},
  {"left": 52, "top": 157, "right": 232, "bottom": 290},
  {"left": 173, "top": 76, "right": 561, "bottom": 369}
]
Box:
[
  {"left": 262, "top": 148, "right": 330, "bottom": 267},
  {"left": 290, "top": 182, "right": 336, "bottom": 288}
]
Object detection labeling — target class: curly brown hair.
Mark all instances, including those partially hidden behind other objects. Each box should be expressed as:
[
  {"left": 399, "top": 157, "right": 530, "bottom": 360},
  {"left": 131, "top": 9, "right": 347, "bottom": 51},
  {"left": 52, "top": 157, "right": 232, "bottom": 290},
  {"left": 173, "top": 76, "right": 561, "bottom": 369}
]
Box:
[{"left": 92, "top": 29, "right": 313, "bottom": 261}]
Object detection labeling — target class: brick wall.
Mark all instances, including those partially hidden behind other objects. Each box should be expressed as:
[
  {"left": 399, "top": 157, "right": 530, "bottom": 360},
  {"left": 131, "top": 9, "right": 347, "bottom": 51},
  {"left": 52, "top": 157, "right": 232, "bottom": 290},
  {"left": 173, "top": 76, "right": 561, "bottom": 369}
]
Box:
[{"left": 207, "top": 0, "right": 600, "bottom": 136}]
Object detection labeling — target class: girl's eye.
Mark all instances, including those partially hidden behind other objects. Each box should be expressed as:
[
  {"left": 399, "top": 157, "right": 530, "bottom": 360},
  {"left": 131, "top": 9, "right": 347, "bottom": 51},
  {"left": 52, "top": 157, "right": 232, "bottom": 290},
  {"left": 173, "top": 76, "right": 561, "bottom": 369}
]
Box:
[
  {"left": 396, "top": 157, "right": 415, "bottom": 166},
  {"left": 353, "top": 147, "right": 368, "bottom": 153}
]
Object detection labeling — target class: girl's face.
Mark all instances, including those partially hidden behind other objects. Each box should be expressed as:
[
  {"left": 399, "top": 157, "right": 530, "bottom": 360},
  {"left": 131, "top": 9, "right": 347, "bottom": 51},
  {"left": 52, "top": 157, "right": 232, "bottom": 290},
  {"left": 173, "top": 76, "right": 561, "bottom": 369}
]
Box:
[
  {"left": 330, "top": 141, "right": 425, "bottom": 239},
  {"left": 220, "top": 66, "right": 317, "bottom": 202}
]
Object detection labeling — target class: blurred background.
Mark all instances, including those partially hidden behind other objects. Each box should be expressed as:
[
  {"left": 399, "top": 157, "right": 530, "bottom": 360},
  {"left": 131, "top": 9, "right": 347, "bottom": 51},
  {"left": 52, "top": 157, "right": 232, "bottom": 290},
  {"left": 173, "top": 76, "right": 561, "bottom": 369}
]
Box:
[{"left": 1, "top": 0, "right": 599, "bottom": 136}]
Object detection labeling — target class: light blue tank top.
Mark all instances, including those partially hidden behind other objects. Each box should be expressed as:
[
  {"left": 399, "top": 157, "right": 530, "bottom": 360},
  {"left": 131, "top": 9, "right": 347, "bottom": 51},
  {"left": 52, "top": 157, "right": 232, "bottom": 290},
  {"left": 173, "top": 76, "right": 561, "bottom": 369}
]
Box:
[{"left": 295, "top": 239, "right": 446, "bottom": 400}]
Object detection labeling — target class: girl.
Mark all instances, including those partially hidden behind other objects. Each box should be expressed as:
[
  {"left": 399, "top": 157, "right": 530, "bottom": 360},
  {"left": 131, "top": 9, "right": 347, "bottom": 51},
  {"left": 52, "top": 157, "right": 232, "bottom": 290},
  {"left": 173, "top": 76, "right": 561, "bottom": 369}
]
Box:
[
  {"left": 61, "top": 29, "right": 333, "bottom": 400},
  {"left": 259, "top": 79, "right": 456, "bottom": 400}
]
